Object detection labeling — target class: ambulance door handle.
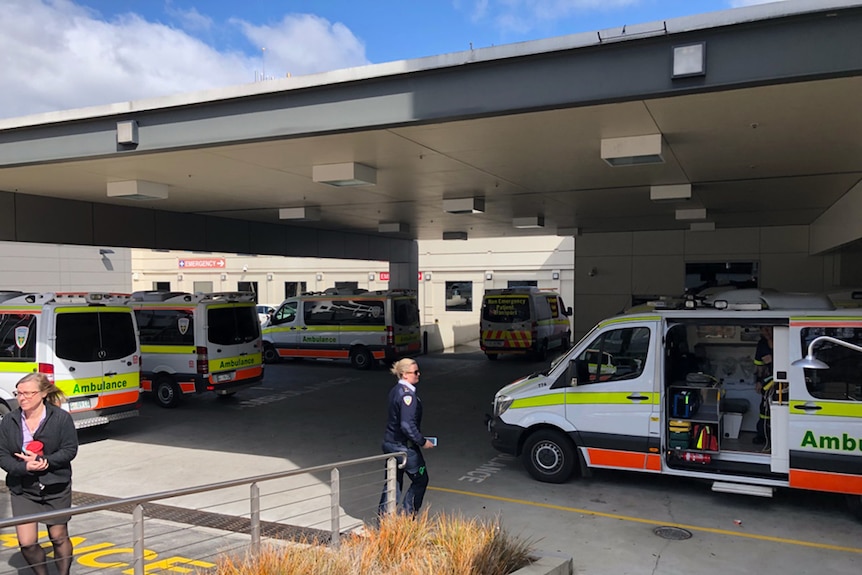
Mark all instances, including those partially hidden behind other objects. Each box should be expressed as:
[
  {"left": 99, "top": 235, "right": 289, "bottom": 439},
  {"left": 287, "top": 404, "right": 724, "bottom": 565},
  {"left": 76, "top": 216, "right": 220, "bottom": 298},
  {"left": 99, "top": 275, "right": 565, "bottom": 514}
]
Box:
[
  {"left": 69, "top": 366, "right": 76, "bottom": 372},
  {"left": 627, "top": 394, "right": 649, "bottom": 401},
  {"left": 105, "top": 372, "right": 117, "bottom": 377},
  {"left": 793, "top": 404, "right": 822, "bottom": 411}
]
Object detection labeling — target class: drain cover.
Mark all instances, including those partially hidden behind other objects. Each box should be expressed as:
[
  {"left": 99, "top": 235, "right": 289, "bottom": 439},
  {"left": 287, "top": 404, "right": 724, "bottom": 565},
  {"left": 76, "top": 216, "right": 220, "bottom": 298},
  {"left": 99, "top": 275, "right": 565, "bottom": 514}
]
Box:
[{"left": 653, "top": 526, "right": 692, "bottom": 540}]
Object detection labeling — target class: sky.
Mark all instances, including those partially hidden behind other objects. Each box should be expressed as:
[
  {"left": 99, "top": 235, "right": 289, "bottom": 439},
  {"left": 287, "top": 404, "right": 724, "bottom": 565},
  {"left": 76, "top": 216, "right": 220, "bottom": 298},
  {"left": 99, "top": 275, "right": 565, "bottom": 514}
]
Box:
[{"left": 0, "top": 0, "right": 783, "bottom": 120}]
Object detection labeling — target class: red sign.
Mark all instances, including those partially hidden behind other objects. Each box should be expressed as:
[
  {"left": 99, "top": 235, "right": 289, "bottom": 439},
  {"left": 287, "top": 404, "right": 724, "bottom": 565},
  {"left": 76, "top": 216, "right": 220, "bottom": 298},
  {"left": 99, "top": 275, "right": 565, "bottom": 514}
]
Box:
[
  {"left": 418, "top": 272, "right": 423, "bottom": 281},
  {"left": 379, "top": 272, "right": 390, "bottom": 281},
  {"left": 178, "top": 258, "right": 226, "bottom": 269}
]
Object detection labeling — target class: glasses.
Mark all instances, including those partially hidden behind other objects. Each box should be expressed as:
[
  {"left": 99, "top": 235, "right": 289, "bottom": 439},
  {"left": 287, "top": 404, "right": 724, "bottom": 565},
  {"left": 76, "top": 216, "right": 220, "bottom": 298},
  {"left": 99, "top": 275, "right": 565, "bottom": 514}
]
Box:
[
  {"left": 14, "top": 390, "right": 41, "bottom": 398},
  {"left": 404, "top": 370, "right": 420, "bottom": 375}
]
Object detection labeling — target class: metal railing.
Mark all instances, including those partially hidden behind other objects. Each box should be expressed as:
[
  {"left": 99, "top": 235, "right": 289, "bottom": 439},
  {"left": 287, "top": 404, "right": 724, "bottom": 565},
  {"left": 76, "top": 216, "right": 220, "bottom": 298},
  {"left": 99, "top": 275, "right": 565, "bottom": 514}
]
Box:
[{"left": 0, "top": 452, "right": 405, "bottom": 575}]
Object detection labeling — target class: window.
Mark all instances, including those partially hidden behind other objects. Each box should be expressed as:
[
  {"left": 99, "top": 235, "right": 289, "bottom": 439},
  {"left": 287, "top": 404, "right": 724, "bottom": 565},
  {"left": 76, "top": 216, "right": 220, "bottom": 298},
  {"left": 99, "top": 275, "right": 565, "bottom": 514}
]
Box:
[
  {"left": 273, "top": 302, "right": 297, "bottom": 324},
  {"left": 56, "top": 311, "right": 136, "bottom": 362},
  {"left": 284, "top": 282, "right": 307, "bottom": 299},
  {"left": 445, "top": 281, "right": 473, "bottom": 312},
  {"left": 508, "top": 280, "right": 537, "bottom": 288},
  {"left": 207, "top": 306, "right": 260, "bottom": 345},
  {"left": 194, "top": 281, "right": 213, "bottom": 294},
  {"left": 483, "top": 296, "right": 530, "bottom": 323},
  {"left": 574, "top": 327, "right": 650, "bottom": 384},
  {"left": 394, "top": 298, "right": 420, "bottom": 327},
  {"left": 0, "top": 313, "right": 37, "bottom": 361},
  {"left": 685, "top": 262, "right": 758, "bottom": 294},
  {"left": 800, "top": 328, "right": 862, "bottom": 401},
  {"left": 153, "top": 281, "right": 171, "bottom": 291},
  {"left": 136, "top": 309, "right": 195, "bottom": 345},
  {"left": 238, "top": 281, "right": 259, "bottom": 301},
  {"left": 333, "top": 299, "right": 385, "bottom": 326}
]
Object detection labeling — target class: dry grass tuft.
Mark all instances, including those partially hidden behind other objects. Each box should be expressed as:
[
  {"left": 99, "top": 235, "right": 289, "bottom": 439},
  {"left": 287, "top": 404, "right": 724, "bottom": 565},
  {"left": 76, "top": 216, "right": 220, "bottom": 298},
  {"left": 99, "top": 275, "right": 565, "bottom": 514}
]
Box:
[{"left": 214, "top": 511, "right": 535, "bottom": 575}]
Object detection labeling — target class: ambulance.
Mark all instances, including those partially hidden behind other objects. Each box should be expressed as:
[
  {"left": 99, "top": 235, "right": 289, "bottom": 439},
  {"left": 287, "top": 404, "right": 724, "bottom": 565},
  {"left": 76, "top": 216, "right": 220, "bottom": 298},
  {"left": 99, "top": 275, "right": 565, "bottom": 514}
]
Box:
[
  {"left": 130, "top": 291, "right": 264, "bottom": 407},
  {"left": 480, "top": 287, "right": 572, "bottom": 360},
  {"left": 262, "top": 288, "right": 421, "bottom": 369},
  {"left": 487, "top": 288, "right": 862, "bottom": 519},
  {"left": 0, "top": 292, "right": 141, "bottom": 428}
]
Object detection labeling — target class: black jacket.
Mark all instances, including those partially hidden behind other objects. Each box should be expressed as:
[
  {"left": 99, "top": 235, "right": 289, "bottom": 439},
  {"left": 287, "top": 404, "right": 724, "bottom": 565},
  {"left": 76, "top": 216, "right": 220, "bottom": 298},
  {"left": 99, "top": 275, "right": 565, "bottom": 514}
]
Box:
[
  {"left": 382, "top": 383, "right": 425, "bottom": 447},
  {"left": 0, "top": 403, "right": 78, "bottom": 494}
]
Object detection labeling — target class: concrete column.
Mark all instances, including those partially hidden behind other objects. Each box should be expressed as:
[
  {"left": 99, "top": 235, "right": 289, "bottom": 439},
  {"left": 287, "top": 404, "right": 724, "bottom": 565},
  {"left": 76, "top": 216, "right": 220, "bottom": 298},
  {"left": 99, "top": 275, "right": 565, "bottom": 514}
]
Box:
[{"left": 389, "top": 240, "right": 419, "bottom": 292}]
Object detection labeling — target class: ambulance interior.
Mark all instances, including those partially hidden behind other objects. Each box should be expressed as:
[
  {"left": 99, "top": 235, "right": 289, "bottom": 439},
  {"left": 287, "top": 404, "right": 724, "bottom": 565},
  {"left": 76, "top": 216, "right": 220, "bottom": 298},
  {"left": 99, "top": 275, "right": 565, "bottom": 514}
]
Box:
[{"left": 664, "top": 321, "right": 775, "bottom": 456}]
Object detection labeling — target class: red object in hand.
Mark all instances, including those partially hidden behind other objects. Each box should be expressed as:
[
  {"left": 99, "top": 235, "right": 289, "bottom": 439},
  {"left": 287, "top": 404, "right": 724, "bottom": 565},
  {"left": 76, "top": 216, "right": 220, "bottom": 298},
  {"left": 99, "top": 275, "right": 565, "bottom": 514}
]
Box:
[{"left": 25, "top": 441, "right": 44, "bottom": 456}]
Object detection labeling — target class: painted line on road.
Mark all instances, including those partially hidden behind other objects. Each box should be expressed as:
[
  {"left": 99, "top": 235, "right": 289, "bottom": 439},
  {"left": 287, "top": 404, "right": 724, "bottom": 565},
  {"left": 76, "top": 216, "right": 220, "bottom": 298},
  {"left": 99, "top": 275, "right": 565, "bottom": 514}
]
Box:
[{"left": 428, "top": 486, "right": 862, "bottom": 554}]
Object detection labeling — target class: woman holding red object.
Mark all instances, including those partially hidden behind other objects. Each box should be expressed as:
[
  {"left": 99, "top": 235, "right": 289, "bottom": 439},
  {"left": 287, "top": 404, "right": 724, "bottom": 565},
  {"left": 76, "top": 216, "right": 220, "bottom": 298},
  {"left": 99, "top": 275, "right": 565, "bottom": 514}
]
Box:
[{"left": 0, "top": 373, "right": 78, "bottom": 575}]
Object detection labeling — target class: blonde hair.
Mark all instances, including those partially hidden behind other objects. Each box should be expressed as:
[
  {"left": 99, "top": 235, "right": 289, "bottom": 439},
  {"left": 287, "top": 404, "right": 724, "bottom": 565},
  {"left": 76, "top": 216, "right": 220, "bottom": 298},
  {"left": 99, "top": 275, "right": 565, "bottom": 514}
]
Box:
[
  {"left": 16, "top": 372, "right": 66, "bottom": 407},
  {"left": 390, "top": 358, "right": 418, "bottom": 379}
]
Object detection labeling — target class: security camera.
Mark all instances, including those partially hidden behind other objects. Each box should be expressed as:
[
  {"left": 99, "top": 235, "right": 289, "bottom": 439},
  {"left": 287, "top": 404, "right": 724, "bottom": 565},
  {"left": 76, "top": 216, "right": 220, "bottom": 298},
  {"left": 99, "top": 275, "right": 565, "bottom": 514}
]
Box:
[{"left": 242, "top": 265, "right": 248, "bottom": 272}]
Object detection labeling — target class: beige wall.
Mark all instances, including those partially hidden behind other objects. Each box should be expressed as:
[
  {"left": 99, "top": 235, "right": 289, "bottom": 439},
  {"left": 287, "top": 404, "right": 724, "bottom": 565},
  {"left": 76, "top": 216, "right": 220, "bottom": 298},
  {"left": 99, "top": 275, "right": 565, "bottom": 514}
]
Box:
[
  {"left": 574, "top": 225, "right": 841, "bottom": 339},
  {"left": 0, "top": 241, "right": 131, "bottom": 293}
]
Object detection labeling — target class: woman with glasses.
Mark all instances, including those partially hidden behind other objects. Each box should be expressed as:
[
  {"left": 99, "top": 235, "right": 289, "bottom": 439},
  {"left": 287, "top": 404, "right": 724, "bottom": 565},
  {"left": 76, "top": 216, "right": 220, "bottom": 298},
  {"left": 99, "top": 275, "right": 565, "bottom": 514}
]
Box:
[
  {"left": 377, "top": 358, "right": 435, "bottom": 516},
  {"left": 0, "top": 373, "right": 78, "bottom": 575}
]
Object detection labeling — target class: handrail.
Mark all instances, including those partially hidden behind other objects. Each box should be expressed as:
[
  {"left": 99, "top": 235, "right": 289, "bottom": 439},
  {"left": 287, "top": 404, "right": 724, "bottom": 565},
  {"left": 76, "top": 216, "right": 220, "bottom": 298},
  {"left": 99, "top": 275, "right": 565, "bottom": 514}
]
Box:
[
  {"left": 0, "top": 451, "right": 406, "bottom": 575},
  {"left": 0, "top": 452, "right": 405, "bottom": 529}
]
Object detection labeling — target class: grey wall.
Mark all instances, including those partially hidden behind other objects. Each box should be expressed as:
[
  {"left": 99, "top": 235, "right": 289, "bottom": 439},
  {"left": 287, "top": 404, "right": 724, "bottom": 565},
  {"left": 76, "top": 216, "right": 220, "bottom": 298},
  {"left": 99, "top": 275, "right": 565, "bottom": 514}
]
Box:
[{"left": 573, "top": 225, "right": 841, "bottom": 339}]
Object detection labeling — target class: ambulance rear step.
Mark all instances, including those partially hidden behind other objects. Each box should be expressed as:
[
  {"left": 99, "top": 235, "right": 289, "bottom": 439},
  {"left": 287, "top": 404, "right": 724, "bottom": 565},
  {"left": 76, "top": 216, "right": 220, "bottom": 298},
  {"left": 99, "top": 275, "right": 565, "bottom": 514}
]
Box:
[{"left": 711, "top": 481, "right": 774, "bottom": 498}]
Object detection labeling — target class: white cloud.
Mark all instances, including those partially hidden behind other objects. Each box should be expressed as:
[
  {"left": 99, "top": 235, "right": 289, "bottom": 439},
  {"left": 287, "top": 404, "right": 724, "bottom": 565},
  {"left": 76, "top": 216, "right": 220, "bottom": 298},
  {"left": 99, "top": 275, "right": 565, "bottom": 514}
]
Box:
[
  {"left": 468, "top": 0, "right": 640, "bottom": 34},
  {"left": 0, "top": 0, "right": 368, "bottom": 119}
]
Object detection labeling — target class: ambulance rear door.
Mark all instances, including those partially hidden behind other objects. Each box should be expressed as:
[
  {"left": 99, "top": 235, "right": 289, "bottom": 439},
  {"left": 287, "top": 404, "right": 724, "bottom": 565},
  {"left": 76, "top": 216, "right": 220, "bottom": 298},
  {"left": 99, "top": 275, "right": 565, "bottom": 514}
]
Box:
[
  {"left": 204, "top": 302, "right": 262, "bottom": 384},
  {"left": 564, "top": 318, "right": 660, "bottom": 472},
  {"left": 51, "top": 306, "right": 140, "bottom": 415}
]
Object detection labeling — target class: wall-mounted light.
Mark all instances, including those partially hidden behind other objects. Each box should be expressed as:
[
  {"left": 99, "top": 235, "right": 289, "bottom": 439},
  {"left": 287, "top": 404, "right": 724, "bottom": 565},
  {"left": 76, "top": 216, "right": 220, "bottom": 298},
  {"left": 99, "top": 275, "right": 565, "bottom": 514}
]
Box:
[
  {"left": 512, "top": 216, "right": 545, "bottom": 229},
  {"left": 107, "top": 180, "right": 168, "bottom": 201},
  {"left": 279, "top": 206, "right": 321, "bottom": 221},
  {"left": 316, "top": 273, "right": 323, "bottom": 281},
  {"left": 650, "top": 184, "right": 691, "bottom": 202},
  {"left": 673, "top": 42, "right": 706, "bottom": 78},
  {"left": 378, "top": 222, "right": 408, "bottom": 233},
  {"left": 442, "top": 231, "right": 468, "bottom": 240},
  {"left": 689, "top": 222, "right": 716, "bottom": 232},
  {"left": 443, "top": 198, "right": 485, "bottom": 214},
  {"left": 312, "top": 162, "right": 376, "bottom": 187},
  {"left": 425, "top": 272, "right": 432, "bottom": 281},
  {"left": 552, "top": 272, "right": 560, "bottom": 280},
  {"left": 267, "top": 273, "right": 273, "bottom": 281},
  {"left": 116, "top": 120, "right": 138, "bottom": 145},
  {"left": 220, "top": 274, "right": 227, "bottom": 281},
  {"left": 132, "top": 272, "right": 139, "bottom": 281},
  {"left": 601, "top": 135, "right": 664, "bottom": 167},
  {"left": 676, "top": 208, "right": 707, "bottom": 221},
  {"left": 368, "top": 273, "right": 376, "bottom": 281},
  {"left": 177, "top": 274, "right": 183, "bottom": 281},
  {"left": 485, "top": 272, "right": 493, "bottom": 281}
]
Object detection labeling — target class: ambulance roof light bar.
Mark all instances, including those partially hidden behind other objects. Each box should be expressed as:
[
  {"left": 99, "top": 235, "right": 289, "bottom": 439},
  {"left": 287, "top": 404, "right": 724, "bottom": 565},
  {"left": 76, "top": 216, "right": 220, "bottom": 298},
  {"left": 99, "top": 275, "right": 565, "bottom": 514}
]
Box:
[{"left": 792, "top": 336, "right": 862, "bottom": 370}]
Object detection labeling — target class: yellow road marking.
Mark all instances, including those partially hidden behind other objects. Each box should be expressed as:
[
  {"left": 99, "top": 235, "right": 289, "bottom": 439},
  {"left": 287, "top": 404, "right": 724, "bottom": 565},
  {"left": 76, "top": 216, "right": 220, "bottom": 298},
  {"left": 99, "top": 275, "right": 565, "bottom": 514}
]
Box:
[{"left": 428, "top": 486, "right": 862, "bottom": 554}]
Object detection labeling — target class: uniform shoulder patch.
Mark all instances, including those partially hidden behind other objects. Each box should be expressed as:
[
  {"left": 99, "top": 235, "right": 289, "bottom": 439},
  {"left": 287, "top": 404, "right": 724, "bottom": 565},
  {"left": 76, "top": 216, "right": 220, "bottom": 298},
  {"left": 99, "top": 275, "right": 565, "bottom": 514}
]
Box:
[{"left": 403, "top": 395, "right": 413, "bottom": 406}]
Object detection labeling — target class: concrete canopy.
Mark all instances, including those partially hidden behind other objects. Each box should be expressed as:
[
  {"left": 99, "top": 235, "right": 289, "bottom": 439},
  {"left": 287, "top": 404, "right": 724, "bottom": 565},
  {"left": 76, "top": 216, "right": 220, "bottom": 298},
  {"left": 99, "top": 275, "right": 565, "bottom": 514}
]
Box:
[{"left": 0, "top": 0, "right": 861, "bottom": 255}]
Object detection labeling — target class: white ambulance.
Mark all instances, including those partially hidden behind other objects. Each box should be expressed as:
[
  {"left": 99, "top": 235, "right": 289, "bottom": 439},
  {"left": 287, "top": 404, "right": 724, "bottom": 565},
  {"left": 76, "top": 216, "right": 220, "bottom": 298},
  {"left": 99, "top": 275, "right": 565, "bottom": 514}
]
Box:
[
  {"left": 480, "top": 287, "right": 572, "bottom": 360},
  {"left": 0, "top": 292, "right": 141, "bottom": 428},
  {"left": 487, "top": 288, "right": 862, "bottom": 519},
  {"left": 262, "top": 288, "right": 421, "bottom": 369},
  {"left": 130, "top": 291, "right": 264, "bottom": 407}
]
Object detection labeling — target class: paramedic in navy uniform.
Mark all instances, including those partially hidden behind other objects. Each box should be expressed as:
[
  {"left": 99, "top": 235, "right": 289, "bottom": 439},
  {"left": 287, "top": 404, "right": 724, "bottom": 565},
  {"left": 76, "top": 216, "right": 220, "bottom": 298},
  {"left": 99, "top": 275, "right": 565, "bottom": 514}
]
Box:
[{"left": 378, "top": 358, "right": 434, "bottom": 516}]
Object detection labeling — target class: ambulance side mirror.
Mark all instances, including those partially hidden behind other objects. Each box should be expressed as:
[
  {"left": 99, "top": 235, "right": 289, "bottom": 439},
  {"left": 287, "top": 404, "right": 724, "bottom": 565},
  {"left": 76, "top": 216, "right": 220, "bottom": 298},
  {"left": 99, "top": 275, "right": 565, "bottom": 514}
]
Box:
[
  {"left": 568, "top": 359, "right": 589, "bottom": 387},
  {"left": 564, "top": 307, "right": 573, "bottom": 317}
]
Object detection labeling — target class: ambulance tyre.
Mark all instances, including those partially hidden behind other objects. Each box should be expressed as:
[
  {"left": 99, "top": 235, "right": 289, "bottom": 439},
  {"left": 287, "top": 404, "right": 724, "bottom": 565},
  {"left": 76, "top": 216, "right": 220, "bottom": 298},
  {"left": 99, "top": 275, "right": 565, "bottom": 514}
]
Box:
[
  {"left": 486, "top": 353, "right": 498, "bottom": 361},
  {"left": 154, "top": 376, "right": 182, "bottom": 409},
  {"left": 522, "top": 429, "right": 576, "bottom": 483},
  {"left": 351, "top": 346, "right": 374, "bottom": 370},
  {"left": 263, "top": 343, "right": 280, "bottom": 364},
  {"left": 848, "top": 495, "right": 862, "bottom": 521}
]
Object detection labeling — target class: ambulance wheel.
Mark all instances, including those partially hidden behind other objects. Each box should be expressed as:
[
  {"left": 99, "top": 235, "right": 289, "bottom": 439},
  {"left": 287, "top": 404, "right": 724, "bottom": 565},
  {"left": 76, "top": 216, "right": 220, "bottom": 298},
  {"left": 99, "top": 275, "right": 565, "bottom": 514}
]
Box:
[
  {"left": 522, "top": 429, "right": 576, "bottom": 483},
  {"left": 154, "top": 376, "right": 182, "bottom": 409},
  {"left": 848, "top": 495, "right": 862, "bottom": 521},
  {"left": 486, "top": 353, "right": 498, "bottom": 361},
  {"left": 350, "top": 347, "right": 374, "bottom": 370},
  {"left": 263, "top": 343, "right": 280, "bottom": 364}
]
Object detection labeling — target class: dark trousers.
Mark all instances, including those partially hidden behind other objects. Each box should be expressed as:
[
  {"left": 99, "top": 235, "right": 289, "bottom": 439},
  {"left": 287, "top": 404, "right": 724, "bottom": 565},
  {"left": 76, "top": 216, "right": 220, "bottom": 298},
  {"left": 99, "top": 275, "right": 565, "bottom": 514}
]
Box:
[{"left": 378, "top": 441, "right": 428, "bottom": 515}]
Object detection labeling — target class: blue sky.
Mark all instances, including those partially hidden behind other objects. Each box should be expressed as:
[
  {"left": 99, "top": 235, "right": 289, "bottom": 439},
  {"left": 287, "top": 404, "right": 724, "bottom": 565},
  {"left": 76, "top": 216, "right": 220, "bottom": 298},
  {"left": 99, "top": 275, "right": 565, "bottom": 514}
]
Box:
[{"left": 0, "top": 0, "right": 780, "bottom": 119}]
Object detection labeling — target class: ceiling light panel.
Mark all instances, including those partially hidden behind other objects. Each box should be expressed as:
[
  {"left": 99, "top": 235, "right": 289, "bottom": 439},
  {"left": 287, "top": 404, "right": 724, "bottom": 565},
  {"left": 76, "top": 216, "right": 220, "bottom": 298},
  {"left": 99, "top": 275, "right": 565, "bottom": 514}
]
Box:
[
  {"left": 443, "top": 198, "right": 485, "bottom": 214},
  {"left": 312, "top": 162, "right": 376, "bottom": 187}
]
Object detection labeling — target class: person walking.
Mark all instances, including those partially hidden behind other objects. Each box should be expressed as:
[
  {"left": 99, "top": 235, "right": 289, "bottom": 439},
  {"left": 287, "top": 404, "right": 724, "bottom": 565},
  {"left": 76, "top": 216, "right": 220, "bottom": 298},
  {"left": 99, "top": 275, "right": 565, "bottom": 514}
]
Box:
[
  {"left": 0, "top": 373, "right": 78, "bottom": 575},
  {"left": 378, "top": 358, "right": 434, "bottom": 516}
]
